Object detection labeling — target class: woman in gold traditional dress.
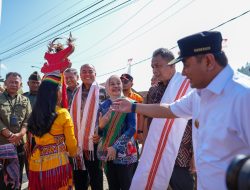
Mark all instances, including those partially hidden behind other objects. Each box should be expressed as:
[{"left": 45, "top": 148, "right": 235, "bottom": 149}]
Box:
[{"left": 28, "top": 75, "right": 77, "bottom": 190}]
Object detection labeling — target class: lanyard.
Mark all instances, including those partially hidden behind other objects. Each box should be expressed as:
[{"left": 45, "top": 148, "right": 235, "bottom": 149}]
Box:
[{"left": 4, "top": 94, "right": 18, "bottom": 115}]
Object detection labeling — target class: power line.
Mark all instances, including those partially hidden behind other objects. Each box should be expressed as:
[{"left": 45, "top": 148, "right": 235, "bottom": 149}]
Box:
[
  {"left": 0, "top": 0, "right": 91, "bottom": 47},
  {"left": 76, "top": 0, "right": 184, "bottom": 62},
  {"left": 0, "top": 0, "right": 105, "bottom": 56},
  {"left": 96, "top": 8, "right": 250, "bottom": 78},
  {"left": 0, "top": 1, "right": 67, "bottom": 45},
  {"left": 97, "top": 57, "right": 152, "bottom": 77},
  {"left": 67, "top": 0, "right": 136, "bottom": 35},
  {"left": 74, "top": 0, "right": 155, "bottom": 57},
  {"left": 89, "top": 0, "right": 196, "bottom": 61},
  {"left": 1, "top": 0, "right": 134, "bottom": 61},
  {"left": 209, "top": 9, "right": 250, "bottom": 31},
  {"left": 2, "top": 0, "right": 185, "bottom": 63},
  {"left": 0, "top": 0, "right": 118, "bottom": 60}
]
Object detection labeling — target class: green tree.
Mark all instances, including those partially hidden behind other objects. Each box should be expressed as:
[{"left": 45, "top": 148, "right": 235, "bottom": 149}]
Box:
[{"left": 238, "top": 62, "right": 250, "bottom": 76}]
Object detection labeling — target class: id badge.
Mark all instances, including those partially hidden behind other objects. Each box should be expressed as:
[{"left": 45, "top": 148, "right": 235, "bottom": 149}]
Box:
[{"left": 10, "top": 115, "right": 18, "bottom": 126}]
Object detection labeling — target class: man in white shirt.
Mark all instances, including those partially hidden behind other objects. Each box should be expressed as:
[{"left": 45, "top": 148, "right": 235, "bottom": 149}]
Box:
[{"left": 112, "top": 31, "right": 250, "bottom": 190}]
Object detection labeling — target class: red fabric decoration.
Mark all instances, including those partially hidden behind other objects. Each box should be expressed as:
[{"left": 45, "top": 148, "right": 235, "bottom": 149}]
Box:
[
  {"left": 41, "top": 35, "right": 75, "bottom": 109},
  {"left": 41, "top": 44, "right": 74, "bottom": 73},
  {"left": 61, "top": 73, "right": 68, "bottom": 109}
]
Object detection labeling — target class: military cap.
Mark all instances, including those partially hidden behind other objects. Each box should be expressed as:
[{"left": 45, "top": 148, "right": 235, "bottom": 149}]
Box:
[
  {"left": 169, "top": 31, "right": 223, "bottom": 65},
  {"left": 29, "top": 71, "right": 41, "bottom": 81}
]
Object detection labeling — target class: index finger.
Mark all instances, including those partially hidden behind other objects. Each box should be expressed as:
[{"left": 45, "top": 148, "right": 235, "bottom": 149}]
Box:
[{"left": 112, "top": 98, "right": 126, "bottom": 104}]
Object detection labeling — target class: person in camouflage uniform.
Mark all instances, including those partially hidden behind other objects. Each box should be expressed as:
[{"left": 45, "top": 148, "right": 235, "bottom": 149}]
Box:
[{"left": 0, "top": 72, "right": 32, "bottom": 190}]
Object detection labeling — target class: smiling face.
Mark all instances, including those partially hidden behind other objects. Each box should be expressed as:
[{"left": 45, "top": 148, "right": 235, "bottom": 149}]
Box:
[
  {"left": 64, "top": 71, "right": 79, "bottom": 89},
  {"left": 106, "top": 75, "right": 122, "bottom": 99},
  {"left": 121, "top": 77, "right": 133, "bottom": 90},
  {"left": 151, "top": 55, "right": 175, "bottom": 84},
  {"left": 80, "top": 64, "right": 96, "bottom": 89}
]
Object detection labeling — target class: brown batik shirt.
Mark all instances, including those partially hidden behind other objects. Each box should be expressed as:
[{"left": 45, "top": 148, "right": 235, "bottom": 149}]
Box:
[{"left": 146, "top": 81, "right": 193, "bottom": 168}]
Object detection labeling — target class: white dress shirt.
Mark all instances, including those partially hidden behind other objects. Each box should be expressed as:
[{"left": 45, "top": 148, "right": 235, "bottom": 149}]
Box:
[{"left": 170, "top": 65, "right": 250, "bottom": 190}]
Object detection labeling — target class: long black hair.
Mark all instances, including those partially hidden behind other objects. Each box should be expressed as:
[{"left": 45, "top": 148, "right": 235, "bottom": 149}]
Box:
[{"left": 28, "top": 80, "right": 60, "bottom": 137}]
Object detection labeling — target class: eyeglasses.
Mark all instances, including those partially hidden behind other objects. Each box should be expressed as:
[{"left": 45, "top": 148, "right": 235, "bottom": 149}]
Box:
[{"left": 121, "top": 78, "right": 130, "bottom": 84}]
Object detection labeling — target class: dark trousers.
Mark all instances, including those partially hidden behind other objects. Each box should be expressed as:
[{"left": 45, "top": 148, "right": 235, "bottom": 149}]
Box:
[
  {"left": 106, "top": 162, "right": 136, "bottom": 190},
  {"left": 84, "top": 144, "right": 103, "bottom": 190},
  {"left": 17, "top": 147, "right": 25, "bottom": 190},
  {"left": 72, "top": 144, "right": 103, "bottom": 190},
  {"left": 133, "top": 140, "right": 139, "bottom": 174},
  {"left": 73, "top": 170, "right": 89, "bottom": 190},
  {"left": 169, "top": 166, "right": 194, "bottom": 190},
  {"left": 0, "top": 144, "right": 25, "bottom": 190},
  {"left": 0, "top": 171, "right": 17, "bottom": 190}
]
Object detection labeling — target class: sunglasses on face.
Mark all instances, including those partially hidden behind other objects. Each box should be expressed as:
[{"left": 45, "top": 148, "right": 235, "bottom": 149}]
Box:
[{"left": 121, "top": 78, "right": 130, "bottom": 84}]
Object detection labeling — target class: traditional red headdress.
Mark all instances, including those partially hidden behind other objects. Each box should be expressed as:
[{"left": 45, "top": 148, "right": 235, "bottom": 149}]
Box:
[{"left": 41, "top": 33, "right": 75, "bottom": 108}]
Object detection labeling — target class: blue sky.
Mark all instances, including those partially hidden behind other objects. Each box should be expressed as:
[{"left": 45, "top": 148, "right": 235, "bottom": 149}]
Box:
[{"left": 0, "top": 0, "right": 250, "bottom": 92}]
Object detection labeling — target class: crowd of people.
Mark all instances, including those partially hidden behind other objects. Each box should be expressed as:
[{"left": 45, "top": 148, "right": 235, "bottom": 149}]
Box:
[{"left": 0, "top": 30, "right": 249, "bottom": 190}]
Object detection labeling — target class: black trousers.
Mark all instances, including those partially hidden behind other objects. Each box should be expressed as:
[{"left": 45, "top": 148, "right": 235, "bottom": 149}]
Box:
[
  {"left": 73, "top": 170, "right": 89, "bottom": 190},
  {"left": 106, "top": 162, "right": 136, "bottom": 190},
  {"left": 84, "top": 144, "right": 103, "bottom": 190},
  {"left": 169, "top": 166, "right": 194, "bottom": 190},
  {"left": 72, "top": 144, "right": 103, "bottom": 190},
  {"left": 17, "top": 145, "right": 25, "bottom": 190},
  {"left": 0, "top": 144, "right": 25, "bottom": 190}
]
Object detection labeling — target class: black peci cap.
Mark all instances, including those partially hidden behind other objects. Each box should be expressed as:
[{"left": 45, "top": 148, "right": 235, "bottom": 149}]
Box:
[{"left": 169, "top": 31, "right": 223, "bottom": 65}]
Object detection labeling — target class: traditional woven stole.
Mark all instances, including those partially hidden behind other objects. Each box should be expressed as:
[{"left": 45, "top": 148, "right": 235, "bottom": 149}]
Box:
[
  {"left": 70, "top": 81, "right": 99, "bottom": 170},
  {"left": 100, "top": 111, "right": 126, "bottom": 151},
  {"left": 0, "top": 144, "right": 20, "bottom": 189},
  {"left": 130, "top": 73, "right": 191, "bottom": 190}
]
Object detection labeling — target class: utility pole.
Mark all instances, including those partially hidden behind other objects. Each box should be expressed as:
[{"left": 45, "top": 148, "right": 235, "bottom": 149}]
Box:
[
  {"left": 0, "top": 59, "right": 3, "bottom": 82},
  {"left": 126, "top": 58, "right": 133, "bottom": 75}
]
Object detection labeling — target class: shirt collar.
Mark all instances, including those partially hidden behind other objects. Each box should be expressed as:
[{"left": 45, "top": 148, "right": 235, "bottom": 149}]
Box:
[
  {"left": 158, "top": 80, "right": 170, "bottom": 89},
  {"left": 204, "top": 64, "right": 233, "bottom": 95},
  {"left": 67, "top": 84, "right": 79, "bottom": 92},
  {"left": 29, "top": 91, "right": 37, "bottom": 95},
  {"left": 3, "top": 90, "right": 18, "bottom": 98},
  {"left": 128, "top": 89, "right": 133, "bottom": 96}
]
